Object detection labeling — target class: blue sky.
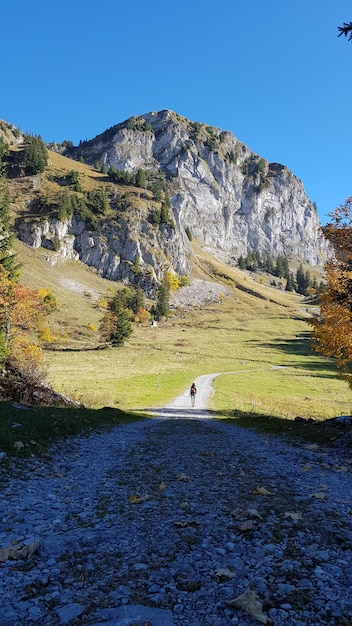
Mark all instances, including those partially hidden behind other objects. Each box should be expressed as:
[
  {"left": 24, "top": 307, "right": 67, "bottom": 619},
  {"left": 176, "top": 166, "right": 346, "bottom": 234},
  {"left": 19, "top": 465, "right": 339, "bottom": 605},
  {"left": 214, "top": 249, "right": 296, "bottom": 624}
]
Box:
[{"left": 1, "top": 0, "right": 351, "bottom": 224}]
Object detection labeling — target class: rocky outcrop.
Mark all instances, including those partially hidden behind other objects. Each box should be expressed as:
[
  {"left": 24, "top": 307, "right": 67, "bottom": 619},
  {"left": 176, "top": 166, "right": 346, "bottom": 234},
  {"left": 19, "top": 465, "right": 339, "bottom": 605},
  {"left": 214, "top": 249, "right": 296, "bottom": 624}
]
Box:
[
  {"left": 15, "top": 110, "right": 329, "bottom": 293},
  {"left": 0, "top": 120, "right": 23, "bottom": 146},
  {"left": 17, "top": 214, "right": 193, "bottom": 295},
  {"left": 68, "top": 109, "right": 329, "bottom": 267}
]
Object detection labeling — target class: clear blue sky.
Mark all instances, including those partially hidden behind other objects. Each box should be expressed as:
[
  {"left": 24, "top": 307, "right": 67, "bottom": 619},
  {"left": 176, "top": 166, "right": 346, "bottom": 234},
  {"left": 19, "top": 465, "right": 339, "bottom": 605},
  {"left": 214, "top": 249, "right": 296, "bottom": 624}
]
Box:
[{"left": 2, "top": 0, "right": 351, "bottom": 224}]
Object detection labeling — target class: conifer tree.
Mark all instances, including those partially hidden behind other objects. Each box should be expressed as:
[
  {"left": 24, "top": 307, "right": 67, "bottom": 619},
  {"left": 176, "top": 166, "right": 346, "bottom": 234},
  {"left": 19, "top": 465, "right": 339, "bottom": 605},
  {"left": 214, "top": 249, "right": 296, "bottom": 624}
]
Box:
[
  {"left": 99, "top": 288, "right": 133, "bottom": 346},
  {"left": 285, "top": 273, "right": 295, "bottom": 292},
  {"left": 129, "top": 285, "right": 145, "bottom": 314},
  {"left": 21, "top": 135, "right": 48, "bottom": 174},
  {"left": 154, "top": 279, "right": 170, "bottom": 320},
  {"left": 0, "top": 177, "right": 19, "bottom": 280},
  {"left": 238, "top": 254, "right": 246, "bottom": 269}
]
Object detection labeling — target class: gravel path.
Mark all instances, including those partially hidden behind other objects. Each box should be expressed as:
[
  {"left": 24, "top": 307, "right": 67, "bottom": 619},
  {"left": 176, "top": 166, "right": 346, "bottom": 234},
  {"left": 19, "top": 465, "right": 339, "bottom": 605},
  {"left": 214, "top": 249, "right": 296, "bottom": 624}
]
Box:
[{"left": 1, "top": 376, "right": 352, "bottom": 625}]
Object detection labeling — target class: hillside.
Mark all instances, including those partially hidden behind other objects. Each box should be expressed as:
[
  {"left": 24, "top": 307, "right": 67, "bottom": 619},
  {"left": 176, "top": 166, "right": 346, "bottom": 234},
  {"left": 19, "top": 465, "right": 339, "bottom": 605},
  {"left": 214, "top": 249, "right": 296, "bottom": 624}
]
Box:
[
  {"left": 1, "top": 112, "right": 347, "bottom": 418},
  {"left": 2, "top": 110, "right": 329, "bottom": 299},
  {"left": 11, "top": 236, "right": 348, "bottom": 419}
]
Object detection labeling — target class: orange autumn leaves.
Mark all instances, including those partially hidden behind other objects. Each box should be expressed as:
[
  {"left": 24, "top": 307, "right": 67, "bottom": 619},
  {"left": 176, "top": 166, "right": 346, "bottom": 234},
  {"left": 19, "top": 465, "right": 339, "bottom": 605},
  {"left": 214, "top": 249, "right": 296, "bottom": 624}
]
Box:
[
  {"left": 311, "top": 197, "right": 352, "bottom": 388},
  {"left": 0, "top": 267, "right": 55, "bottom": 380}
]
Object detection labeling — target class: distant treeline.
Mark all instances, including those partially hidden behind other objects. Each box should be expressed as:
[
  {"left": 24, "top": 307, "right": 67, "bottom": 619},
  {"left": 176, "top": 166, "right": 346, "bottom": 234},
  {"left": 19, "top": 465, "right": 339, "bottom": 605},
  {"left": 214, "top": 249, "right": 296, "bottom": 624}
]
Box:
[{"left": 238, "top": 251, "right": 324, "bottom": 296}]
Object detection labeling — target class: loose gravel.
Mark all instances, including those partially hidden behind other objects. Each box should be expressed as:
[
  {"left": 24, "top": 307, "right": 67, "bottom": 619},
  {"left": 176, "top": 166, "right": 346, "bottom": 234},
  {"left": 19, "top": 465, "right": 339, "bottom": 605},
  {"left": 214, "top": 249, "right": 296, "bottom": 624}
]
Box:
[{"left": 1, "top": 374, "right": 352, "bottom": 625}]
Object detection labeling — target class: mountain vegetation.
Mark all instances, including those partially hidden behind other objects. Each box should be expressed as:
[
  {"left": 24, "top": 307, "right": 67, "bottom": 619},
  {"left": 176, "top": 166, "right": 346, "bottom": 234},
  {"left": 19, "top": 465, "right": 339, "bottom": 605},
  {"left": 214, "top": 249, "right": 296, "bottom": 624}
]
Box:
[
  {"left": 0, "top": 110, "right": 349, "bottom": 417},
  {"left": 311, "top": 198, "right": 352, "bottom": 388}
]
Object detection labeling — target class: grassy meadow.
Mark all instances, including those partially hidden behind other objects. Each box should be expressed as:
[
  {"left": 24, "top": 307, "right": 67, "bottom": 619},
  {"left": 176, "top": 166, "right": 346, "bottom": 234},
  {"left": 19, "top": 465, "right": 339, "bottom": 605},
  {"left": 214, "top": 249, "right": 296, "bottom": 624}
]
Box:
[{"left": 19, "top": 240, "right": 351, "bottom": 421}]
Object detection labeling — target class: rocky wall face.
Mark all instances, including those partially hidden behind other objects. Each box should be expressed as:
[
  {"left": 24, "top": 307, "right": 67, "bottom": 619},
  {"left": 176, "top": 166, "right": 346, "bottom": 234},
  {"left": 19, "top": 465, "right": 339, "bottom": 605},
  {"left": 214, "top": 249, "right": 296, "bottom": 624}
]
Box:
[
  {"left": 16, "top": 214, "right": 194, "bottom": 293},
  {"left": 15, "top": 110, "right": 329, "bottom": 290},
  {"left": 73, "top": 109, "right": 328, "bottom": 267}
]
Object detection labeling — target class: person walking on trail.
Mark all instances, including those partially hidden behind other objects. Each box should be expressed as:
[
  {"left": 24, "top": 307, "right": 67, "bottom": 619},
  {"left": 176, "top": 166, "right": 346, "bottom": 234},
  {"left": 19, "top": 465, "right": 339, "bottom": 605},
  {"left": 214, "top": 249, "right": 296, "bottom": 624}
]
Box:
[{"left": 190, "top": 382, "right": 197, "bottom": 407}]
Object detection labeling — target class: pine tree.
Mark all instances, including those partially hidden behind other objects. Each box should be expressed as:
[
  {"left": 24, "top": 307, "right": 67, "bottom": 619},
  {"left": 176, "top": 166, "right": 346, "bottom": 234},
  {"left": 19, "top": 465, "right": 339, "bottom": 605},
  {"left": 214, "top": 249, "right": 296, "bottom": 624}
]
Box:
[
  {"left": 296, "top": 263, "right": 306, "bottom": 294},
  {"left": 135, "top": 169, "right": 146, "bottom": 188},
  {"left": 0, "top": 177, "right": 19, "bottom": 280},
  {"left": 133, "top": 254, "right": 141, "bottom": 276},
  {"left": 276, "top": 255, "right": 286, "bottom": 278},
  {"left": 238, "top": 255, "right": 246, "bottom": 270},
  {"left": 99, "top": 289, "right": 133, "bottom": 345},
  {"left": 160, "top": 202, "right": 169, "bottom": 224},
  {"left": 296, "top": 264, "right": 311, "bottom": 295},
  {"left": 109, "top": 308, "right": 133, "bottom": 345},
  {"left": 129, "top": 285, "right": 145, "bottom": 314},
  {"left": 154, "top": 279, "right": 170, "bottom": 320},
  {"left": 285, "top": 273, "right": 295, "bottom": 291},
  {"left": 21, "top": 135, "right": 48, "bottom": 174}
]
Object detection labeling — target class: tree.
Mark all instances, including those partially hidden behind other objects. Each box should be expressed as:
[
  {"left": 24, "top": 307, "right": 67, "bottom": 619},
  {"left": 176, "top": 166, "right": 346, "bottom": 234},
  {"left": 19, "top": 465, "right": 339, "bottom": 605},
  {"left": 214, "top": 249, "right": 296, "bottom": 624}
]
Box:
[
  {"left": 0, "top": 267, "right": 52, "bottom": 382},
  {"left": 238, "top": 254, "right": 246, "bottom": 270},
  {"left": 0, "top": 138, "right": 9, "bottom": 168},
  {"left": 310, "top": 198, "right": 352, "bottom": 388},
  {"left": 21, "top": 135, "right": 48, "bottom": 174},
  {"left": 276, "top": 255, "right": 286, "bottom": 278},
  {"left": 338, "top": 21, "right": 352, "bottom": 41},
  {"left": 296, "top": 263, "right": 311, "bottom": 295},
  {"left": 133, "top": 254, "right": 141, "bottom": 276},
  {"left": 153, "top": 279, "right": 170, "bottom": 320},
  {"left": 99, "top": 287, "right": 133, "bottom": 345},
  {"left": 129, "top": 285, "right": 145, "bottom": 314},
  {"left": 285, "top": 273, "right": 295, "bottom": 292},
  {"left": 135, "top": 169, "right": 146, "bottom": 188},
  {"left": 99, "top": 306, "right": 132, "bottom": 346},
  {"left": 160, "top": 201, "right": 169, "bottom": 224},
  {"left": 102, "top": 308, "right": 132, "bottom": 346},
  {"left": 0, "top": 177, "right": 19, "bottom": 279}
]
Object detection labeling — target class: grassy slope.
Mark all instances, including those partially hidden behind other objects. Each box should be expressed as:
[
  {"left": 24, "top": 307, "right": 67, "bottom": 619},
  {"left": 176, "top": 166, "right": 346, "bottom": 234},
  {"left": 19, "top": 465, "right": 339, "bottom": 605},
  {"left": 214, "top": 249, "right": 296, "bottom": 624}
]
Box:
[
  {"left": 8, "top": 152, "right": 352, "bottom": 420},
  {"left": 16, "top": 238, "right": 351, "bottom": 419}
]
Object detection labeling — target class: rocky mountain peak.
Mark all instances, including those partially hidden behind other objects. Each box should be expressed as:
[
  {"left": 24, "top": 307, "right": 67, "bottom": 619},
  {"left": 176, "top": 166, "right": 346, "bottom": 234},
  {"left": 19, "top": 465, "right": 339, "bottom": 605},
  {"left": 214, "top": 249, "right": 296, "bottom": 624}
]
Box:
[
  {"left": 66, "top": 110, "right": 328, "bottom": 268},
  {"left": 14, "top": 111, "right": 329, "bottom": 295}
]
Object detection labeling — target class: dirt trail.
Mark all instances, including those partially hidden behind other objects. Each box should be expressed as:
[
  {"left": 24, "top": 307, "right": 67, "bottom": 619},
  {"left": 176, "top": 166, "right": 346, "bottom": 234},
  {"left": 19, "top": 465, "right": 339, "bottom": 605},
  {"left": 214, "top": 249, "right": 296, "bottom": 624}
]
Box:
[{"left": 146, "top": 373, "right": 222, "bottom": 419}]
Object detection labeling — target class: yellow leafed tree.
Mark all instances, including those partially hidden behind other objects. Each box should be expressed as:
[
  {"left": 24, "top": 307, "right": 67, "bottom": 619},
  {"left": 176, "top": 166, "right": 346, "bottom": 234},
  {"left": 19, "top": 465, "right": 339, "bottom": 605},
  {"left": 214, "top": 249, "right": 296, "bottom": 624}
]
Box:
[{"left": 311, "top": 197, "right": 352, "bottom": 388}]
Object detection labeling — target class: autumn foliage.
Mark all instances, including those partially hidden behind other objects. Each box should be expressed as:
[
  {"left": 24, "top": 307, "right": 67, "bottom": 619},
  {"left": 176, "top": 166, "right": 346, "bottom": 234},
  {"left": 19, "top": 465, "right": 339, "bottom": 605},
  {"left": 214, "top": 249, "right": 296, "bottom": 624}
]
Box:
[
  {"left": 311, "top": 198, "right": 352, "bottom": 388},
  {"left": 0, "top": 268, "right": 52, "bottom": 383}
]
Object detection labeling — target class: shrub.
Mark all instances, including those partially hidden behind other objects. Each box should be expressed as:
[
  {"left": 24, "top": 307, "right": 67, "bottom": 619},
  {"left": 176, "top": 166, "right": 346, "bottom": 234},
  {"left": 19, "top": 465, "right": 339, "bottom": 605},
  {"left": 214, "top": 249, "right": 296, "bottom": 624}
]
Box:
[
  {"left": 39, "top": 326, "right": 55, "bottom": 342},
  {"left": 165, "top": 270, "right": 179, "bottom": 291},
  {"left": 185, "top": 227, "right": 192, "bottom": 241},
  {"left": 97, "top": 295, "right": 108, "bottom": 309},
  {"left": 37, "top": 289, "right": 57, "bottom": 312},
  {"left": 134, "top": 308, "right": 150, "bottom": 324}
]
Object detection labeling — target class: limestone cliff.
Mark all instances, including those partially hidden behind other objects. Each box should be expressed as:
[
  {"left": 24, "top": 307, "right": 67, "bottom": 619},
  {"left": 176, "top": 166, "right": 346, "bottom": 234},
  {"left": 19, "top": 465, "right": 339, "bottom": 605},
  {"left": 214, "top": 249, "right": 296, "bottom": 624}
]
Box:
[
  {"left": 67, "top": 109, "right": 328, "bottom": 267},
  {"left": 11, "top": 110, "right": 329, "bottom": 293}
]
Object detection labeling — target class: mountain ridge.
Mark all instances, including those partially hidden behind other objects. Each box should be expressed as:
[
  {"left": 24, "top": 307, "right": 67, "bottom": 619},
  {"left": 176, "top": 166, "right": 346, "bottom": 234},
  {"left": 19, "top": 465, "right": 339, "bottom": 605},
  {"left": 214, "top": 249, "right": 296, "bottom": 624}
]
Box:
[
  {"left": 2, "top": 110, "right": 329, "bottom": 294},
  {"left": 65, "top": 109, "right": 328, "bottom": 266}
]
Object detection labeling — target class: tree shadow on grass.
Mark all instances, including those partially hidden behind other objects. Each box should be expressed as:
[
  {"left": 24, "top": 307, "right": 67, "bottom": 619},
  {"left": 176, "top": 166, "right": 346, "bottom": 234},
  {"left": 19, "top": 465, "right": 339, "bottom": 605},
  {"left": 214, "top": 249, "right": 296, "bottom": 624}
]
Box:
[
  {"left": 206, "top": 408, "right": 348, "bottom": 446},
  {"left": 0, "top": 402, "right": 146, "bottom": 458},
  {"left": 255, "top": 331, "right": 343, "bottom": 378}
]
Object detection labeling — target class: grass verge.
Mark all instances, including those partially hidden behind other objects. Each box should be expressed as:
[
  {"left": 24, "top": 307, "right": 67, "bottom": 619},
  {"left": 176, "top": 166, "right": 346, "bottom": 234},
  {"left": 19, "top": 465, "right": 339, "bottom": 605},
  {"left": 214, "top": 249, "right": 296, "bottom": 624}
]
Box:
[
  {"left": 0, "top": 401, "right": 145, "bottom": 458},
  {"left": 209, "top": 409, "right": 352, "bottom": 448}
]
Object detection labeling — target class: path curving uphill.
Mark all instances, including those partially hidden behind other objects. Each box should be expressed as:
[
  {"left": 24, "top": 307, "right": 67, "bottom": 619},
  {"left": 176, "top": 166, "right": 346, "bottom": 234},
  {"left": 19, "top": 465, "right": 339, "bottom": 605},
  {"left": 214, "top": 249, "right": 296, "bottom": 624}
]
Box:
[{"left": 147, "top": 373, "right": 222, "bottom": 419}]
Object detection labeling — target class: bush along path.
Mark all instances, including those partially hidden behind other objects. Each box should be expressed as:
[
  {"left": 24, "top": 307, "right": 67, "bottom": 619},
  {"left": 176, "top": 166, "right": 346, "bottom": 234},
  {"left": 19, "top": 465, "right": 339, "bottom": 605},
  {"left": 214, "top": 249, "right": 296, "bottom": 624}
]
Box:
[{"left": 1, "top": 377, "right": 352, "bottom": 625}]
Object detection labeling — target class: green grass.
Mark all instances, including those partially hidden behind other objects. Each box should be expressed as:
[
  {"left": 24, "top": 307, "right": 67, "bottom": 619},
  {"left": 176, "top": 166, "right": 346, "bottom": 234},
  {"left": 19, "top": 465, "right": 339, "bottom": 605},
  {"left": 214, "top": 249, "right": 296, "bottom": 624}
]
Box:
[
  {"left": 0, "top": 402, "right": 144, "bottom": 458},
  {"left": 7, "top": 227, "right": 352, "bottom": 455},
  {"left": 42, "top": 279, "right": 352, "bottom": 419},
  {"left": 208, "top": 411, "right": 350, "bottom": 448}
]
